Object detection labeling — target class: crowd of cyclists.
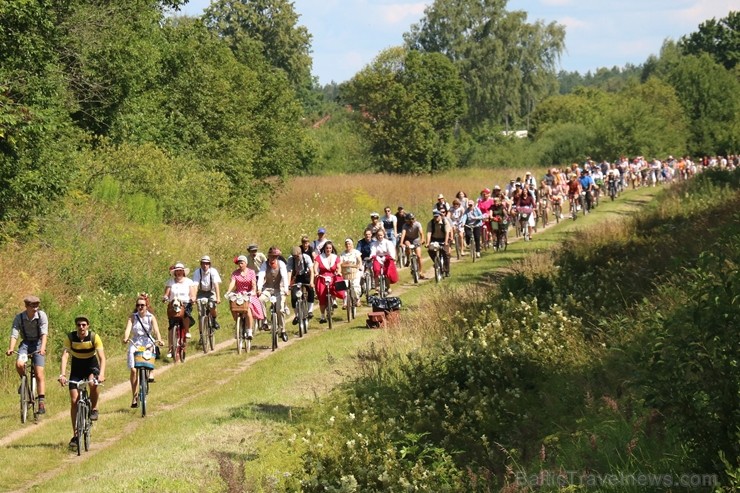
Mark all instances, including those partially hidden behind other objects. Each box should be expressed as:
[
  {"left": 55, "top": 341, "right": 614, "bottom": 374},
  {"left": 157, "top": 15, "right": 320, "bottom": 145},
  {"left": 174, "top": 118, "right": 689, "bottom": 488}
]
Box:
[{"left": 6, "top": 154, "right": 736, "bottom": 450}]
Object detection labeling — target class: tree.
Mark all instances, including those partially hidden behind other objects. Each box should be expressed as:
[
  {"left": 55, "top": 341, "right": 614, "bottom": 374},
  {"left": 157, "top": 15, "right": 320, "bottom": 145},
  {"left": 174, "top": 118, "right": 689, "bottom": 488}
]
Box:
[
  {"left": 404, "top": 0, "right": 564, "bottom": 129},
  {"left": 342, "top": 48, "right": 466, "bottom": 174},
  {"left": 679, "top": 11, "right": 739, "bottom": 70},
  {"left": 203, "top": 0, "right": 313, "bottom": 93}
]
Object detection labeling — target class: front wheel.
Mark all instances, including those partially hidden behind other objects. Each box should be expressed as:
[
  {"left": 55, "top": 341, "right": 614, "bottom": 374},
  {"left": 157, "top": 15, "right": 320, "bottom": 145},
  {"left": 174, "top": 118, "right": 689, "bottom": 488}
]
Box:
[
  {"left": 83, "top": 406, "right": 91, "bottom": 452},
  {"left": 139, "top": 368, "right": 148, "bottom": 417},
  {"left": 326, "top": 298, "right": 334, "bottom": 330},
  {"left": 235, "top": 317, "right": 243, "bottom": 355},
  {"left": 271, "top": 310, "right": 278, "bottom": 351},
  {"left": 199, "top": 314, "right": 209, "bottom": 354},
  {"left": 434, "top": 256, "right": 442, "bottom": 283},
  {"left": 75, "top": 404, "right": 85, "bottom": 455},
  {"left": 411, "top": 255, "right": 419, "bottom": 284},
  {"left": 207, "top": 318, "right": 216, "bottom": 352},
  {"left": 20, "top": 375, "right": 28, "bottom": 424},
  {"left": 378, "top": 275, "right": 387, "bottom": 299}
]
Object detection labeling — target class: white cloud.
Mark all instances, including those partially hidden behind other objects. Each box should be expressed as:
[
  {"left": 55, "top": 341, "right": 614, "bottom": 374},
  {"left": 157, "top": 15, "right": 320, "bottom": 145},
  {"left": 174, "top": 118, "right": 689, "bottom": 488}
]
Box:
[
  {"left": 557, "top": 15, "right": 588, "bottom": 30},
  {"left": 670, "top": 0, "right": 737, "bottom": 24},
  {"left": 541, "top": 0, "right": 573, "bottom": 6},
  {"left": 378, "top": 3, "right": 428, "bottom": 25}
]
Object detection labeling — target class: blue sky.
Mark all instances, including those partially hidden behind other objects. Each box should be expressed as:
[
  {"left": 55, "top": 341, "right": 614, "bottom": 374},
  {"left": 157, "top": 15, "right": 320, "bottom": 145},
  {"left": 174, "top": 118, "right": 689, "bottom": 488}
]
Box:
[{"left": 179, "top": 0, "right": 738, "bottom": 85}]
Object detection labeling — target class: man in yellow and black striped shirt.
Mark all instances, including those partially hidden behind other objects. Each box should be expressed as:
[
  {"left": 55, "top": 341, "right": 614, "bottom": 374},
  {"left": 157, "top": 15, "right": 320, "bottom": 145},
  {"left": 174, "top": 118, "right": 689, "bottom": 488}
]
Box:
[{"left": 59, "top": 315, "right": 106, "bottom": 449}]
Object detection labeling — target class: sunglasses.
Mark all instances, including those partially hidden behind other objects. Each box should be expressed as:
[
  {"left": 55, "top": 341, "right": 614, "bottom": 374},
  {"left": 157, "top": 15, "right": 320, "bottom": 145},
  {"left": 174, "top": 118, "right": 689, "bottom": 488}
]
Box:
[
  {"left": 25, "top": 303, "right": 40, "bottom": 307},
  {"left": 136, "top": 303, "right": 146, "bottom": 308}
]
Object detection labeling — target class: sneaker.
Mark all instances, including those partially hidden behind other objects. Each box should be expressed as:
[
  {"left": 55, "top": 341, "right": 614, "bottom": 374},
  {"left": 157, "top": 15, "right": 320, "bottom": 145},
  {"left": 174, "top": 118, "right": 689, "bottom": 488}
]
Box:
[
  {"left": 386, "top": 287, "right": 392, "bottom": 294},
  {"left": 185, "top": 332, "right": 192, "bottom": 339},
  {"left": 90, "top": 409, "right": 99, "bottom": 421},
  {"left": 166, "top": 352, "right": 173, "bottom": 358},
  {"left": 261, "top": 323, "right": 269, "bottom": 332},
  {"left": 131, "top": 400, "right": 139, "bottom": 409},
  {"left": 213, "top": 320, "right": 220, "bottom": 330},
  {"left": 37, "top": 400, "right": 46, "bottom": 415},
  {"left": 307, "top": 313, "right": 314, "bottom": 320},
  {"left": 476, "top": 252, "right": 481, "bottom": 258},
  {"left": 247, "top": 329, "right": 253, "bottom": 340},
  {"left": 280, "top": 331, "right": 288, "bottom": 342},
  {"left": 148, "top": 374, "right": 155, "bottom": 383},
  {"left": 319, "top": 317, "right": 327, "bottom": 324},
  {"left": 332, "top": 301, "right": 337, "bottom": 309},
  {"left": 292, "top": 316, "right": 299, "bottom": 325},
  {"left": 69, "top": 436, "right": 78, "bottom": 448}
]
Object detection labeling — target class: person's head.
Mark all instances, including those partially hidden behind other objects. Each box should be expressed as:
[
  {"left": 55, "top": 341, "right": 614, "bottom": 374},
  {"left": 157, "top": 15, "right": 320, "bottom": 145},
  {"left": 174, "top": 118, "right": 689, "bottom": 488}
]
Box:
[
  {"left": 23, "top": 295, "right": 40, "bottom": 314},
  {"left": 493, "top": 185, "right": 501, "bottom": 196},
  {"left": 456, "top": 190, "right": 467, "bottom": 199},
  {"left": 344, "top": 238, "right": 354, "bottom": 251},
  {"left": 321, "top": 240, "right": 334, "bottom": 255},
  {"left": 481, "top": 188, "right": 491, "bottom": 198},
  {"left": 376, "top": 229, "right": 386, "bottom": 240},
  {"left": 247, "top": 244, "right": 258, "bottom": 257},
  {"left": 384, "top": 207, "right": 392, "bottom": 216},
  {"left": 370, "top": 212, "right": 379, "bottom": 222},
  {"left": 433, "top": 210, "right": 443, "bottom": 222},
  {"left": 170, "top": 262, "right": 189, "bottom": 279},
  {"left": 397, "top": 205, "right": 404, "bottom": 213},
  {"left": 405, "top": 212, "right": 415, "bottom": 223},
  {"left": 75, "top": 315, "right": 90, "bottom": 338},
  {"left": 438, "top": 204, "right": 448, "bottom": 215},
  {"left": 363, "top": 229, "right": 373, "bottom": 240},
  {"left": 200, "top": 255, "right": 211, "bottom": 270},
  {"left": 437, "top": 194, "right": 445, "bottom": 202},
  {"left": 317, "top": 227, "right": 326, "bottom": 237},
  {"left": 267, "top": 247, "right": 281, "bottom": 267},
  {"left": 291, "top": 246, "right": 302, "bottom": 258},
  {"left": 467, "top": 199, "right": 475, "bottom": 208},
  {"left": 300, "top": 235, "right": 310, "bottom": 248},
  {"left": 452, "top": 198, "right": 461, "bottom": 207},
  {"left": 135, "top": 293, "right": 149, "bottom": 313},
  {"left": 235, "top": 255, "right": 248, "bottom": 269}
]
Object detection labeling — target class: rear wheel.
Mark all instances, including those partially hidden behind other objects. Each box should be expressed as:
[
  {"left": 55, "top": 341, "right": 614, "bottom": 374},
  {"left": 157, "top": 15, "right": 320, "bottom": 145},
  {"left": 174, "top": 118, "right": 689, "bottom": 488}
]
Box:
[
  {"left": 271, "top": 309, "right": 278, "bottom": 351},
  {"left": 83, "top": 406, "right": 91, "bottom": 452},
  {"left": 200, "top": 314, "right": 209, "bottom": 354},
  {"left": 75, "top": 405, "right": 85, "bottom": 455},
  {"left": 411, "top": 255, "right": 419, "bottom": 283},
  {"left": 207, "top": 318, "right": 216, "bottom": 352},
  {"left": 20, "top": 375, "right": 28, "bottom": 424}
]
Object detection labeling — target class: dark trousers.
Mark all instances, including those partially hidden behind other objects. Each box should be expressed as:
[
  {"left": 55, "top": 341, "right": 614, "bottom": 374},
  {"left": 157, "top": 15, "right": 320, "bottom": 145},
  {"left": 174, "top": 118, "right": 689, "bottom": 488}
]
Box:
[{"left": 465, "top": 226, "right": 481, "bottom": 252}]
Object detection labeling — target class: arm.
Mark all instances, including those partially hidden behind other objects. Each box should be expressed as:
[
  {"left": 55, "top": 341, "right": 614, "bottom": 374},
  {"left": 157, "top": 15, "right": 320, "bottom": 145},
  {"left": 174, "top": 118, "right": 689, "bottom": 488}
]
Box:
[
  {"left": 151, "top": 316, "right": 163, "bottom": 344},
  {"left": 6, "top": 336, "right": 17, "bottom": 355},
  {"left": 162, "top": 285, "right": 171, "bottom": 303},
  {"left": 59, "top": 348, "right": 70, "bottom": 385},
  {"left": 122, "top": 316, "right": 133, "bottom": 343},
  {"left": 214, "top": 279, "right": 221, "bottom": 303},
  {"left": 96, "top": 346, "right": 106, "bottom": 383},
  {"left": 225, "top": 276, "right": 236, "bottom": 295}
]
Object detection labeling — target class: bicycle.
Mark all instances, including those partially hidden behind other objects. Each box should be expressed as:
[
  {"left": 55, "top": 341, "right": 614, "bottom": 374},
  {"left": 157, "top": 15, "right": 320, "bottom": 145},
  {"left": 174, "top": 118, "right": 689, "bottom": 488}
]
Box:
[
  {"left": 517, "top": 207, "right": 532, "bottom": 241},
  {"left": 464, "top": 224, "right": 478, "bottom": 262},
  {"left": 196, "top": 297, "right": 217, "bottom": 354},
  {"left": 11, "top": 350, "right": 40, "bottom": 424},
  {"left": 345, "top": 280, "right": 358, "bottom": 322},
  {"left": 166, "top": 299, "right": 187, "bottom": 363},
  {"left": 361, "top": 258, "right": 374, "bottom": 303},
  {"left": 227, "top": 292, "right": 252, "bottom": 354},
  {"left": 551, "top": 199, "right": 562, "bottom": 224},
  {"left": 132, "top": 342, "right": 160, "bottom": 418},
  {"left": 608, "top": 178, "right": 618, "bottom": 201},
  {"left": 428, "top": 242, "right": 444, "bottom": 283},
  {"left": 320, "top": 275, "right": 335, "bottom": 329},
  {"left": 262, "top": 289, "right": 283, "bottom": 351},
  {"left": 406, "top": 244, "right": 420, "bottom": 283},
  {"left": 68, "top": 378, "right": 97, "bottom": 456},
  {"left": 481, "top": 219, "right": 492, "bottom": 250},
  {"left": 492, "top": 219, "right": 508, "bottom": 252},
  {"left": 453, "top": 227, "right": 462, "bottom": 260},
  {"left": 396, "top": 238, "right": 407, "bottom": 269},
  {"left": 292, "top": 283, "right": 310, "bottom": 337},
  {"left": 569, "top": 195, "right": 578, "bottom": 221},
  {"left": 538, "top": 197, "right": 549, "bottom": 230}
]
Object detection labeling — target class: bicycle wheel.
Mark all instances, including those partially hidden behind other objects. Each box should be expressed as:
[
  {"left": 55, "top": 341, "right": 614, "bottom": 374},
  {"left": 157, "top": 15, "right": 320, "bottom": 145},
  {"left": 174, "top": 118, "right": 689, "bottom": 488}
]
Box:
[
  {"left": 300, "top": 299, "right": 309, "bottom": 335},
  {"left": 177, "top": 326, "right": 186, "bottom": 362},
  {"left": 207, "top": 317, "right": 216, "bottom": 352},
  {"left": 169, "top": 324, "right": 178, "bottom": 362},
  {"left": 327, "top": 297, "right": 333, "bottom": 330},
  {"left": 83, "top": 405, "right": 91, "bottom": 452},
  {"left": 378, "top": 275, "right": 387, "bottom": 299},
  {"left": 139, "top": 368, "right": 148, "bottom": 417},
  {"left": 199, "top": 313, "right": 209, "bottom": 354},
  {"left": 434, "top": 256, "right": 441, "bottom": 283},
  {"left": 346, "top": 289, "right": 353, "bottom": 322},
  {"left": 20, "top": 374, "right": 28, "bottom": 424},
  {"left": 271, "top": 310, "right": 278, "bottom": 351},
  {"left": 554, "top": 204, "right": 561, "bottom": 224},
  {"left": 363, "top": 272, "right": 372, "bottom": 303},
  {"left": 454, "top": 235, "right": 461, "bottom": 260},
  {"left": 411, "top": 255, "right": 419, "bottom": 284},
  {"left": 235, "top": 316, "right": 243, "bottom": 354},
  {"left": 76, "top": 403, "right": 85, "bottom": 455},
  {"left": 396, "top": 243, "right": 406, "bottom": 268}
]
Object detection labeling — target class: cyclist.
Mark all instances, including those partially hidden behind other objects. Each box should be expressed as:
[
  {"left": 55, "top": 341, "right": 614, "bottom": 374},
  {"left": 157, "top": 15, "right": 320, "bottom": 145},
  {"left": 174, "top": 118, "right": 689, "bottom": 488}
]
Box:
[
  {"left": 370, "top": 228, "right": 398, "bottom": 292},
  {"left": 399, "top": 213, "right": 425, "bottom": 278},
  {"left": 550, "top": 181, "right": 564, "bottom": 219},
  {"left": 524, "top": 171, "right": 536, "bottom": 188},
  {"left": 449, "top": 198, "right": 466, "bottom": 256},
  {"left": 192, "top": 255, "right": 222, "bottom": 330},
  {"left": 366, "top": 213, "right": 383, "bottom": 239},
  {"left": 490, "top": 186, "right": 510, "bottom": 246},
  {"left": 477, "top": 188, "right": 495, "bottom": 244},
  {"left": 567, "top": 173, "right": 583, "bottom": 213},
  {"left": 299, "top": 234, "right": 316, "bottom": 259},
  {"left": 515, "top": 187, "right": 536, "bottom": 238},
  {"left": 311, "top": 228, "right": 330, "bottom": 256},
  {"left": 394, "top": 206, "right": 407, "bottom": 231},
  {"left": 288, "top": 246, "right": 315, "bottom": 323},
  {"left": 426, "top": 210, "right": 452, "bottom": 277},
  {"left": 162, "top": 262, "right": 196, "bottom": 354},
  {"left": 357, "top": 229, "right": 374, "bottom": 261},
  {"left": 340, "top": 238, "right": 363, "bottom": 307},
  {"left": 6, "top": 295, "right": 49, "bottom": 414},
  {"left": 246, "top": 244, "right": 267, "bottom": 274},
  {"left": 463, "top": 199, "right": 483, "bottom": 257},
  {"left": 434, "top": 194, "right": 450, "bottom": 216},
  {"left": 257, "top": 247, "right": 290, "bottom": 342},
  {"left": 313, "top": 241, "right": 346, "bottom": 323},
  {"left": 122, "top": 294, "right": 163, "bottom": 408},
  {"left": 578, "top": 169, "right": 595, "bottom": 214},
  {"left": 381, "top": 207, "right": 398, "bottom": 243},
  {"left": 58, "top": 315, "right": 106, "bottom": 449},
  {"left": 225, "top": 255, "right": 264, "bottom": 340}
]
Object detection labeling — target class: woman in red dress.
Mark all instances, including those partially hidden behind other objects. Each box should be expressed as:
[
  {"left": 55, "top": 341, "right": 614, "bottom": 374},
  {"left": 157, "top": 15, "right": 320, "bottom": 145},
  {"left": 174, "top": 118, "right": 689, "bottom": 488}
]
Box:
[
  {"left": 225, "top": 255, "right": 265, "bottom": 339},
  {"left": 313, "top": 241, "right": 346, "bottom": 323}
]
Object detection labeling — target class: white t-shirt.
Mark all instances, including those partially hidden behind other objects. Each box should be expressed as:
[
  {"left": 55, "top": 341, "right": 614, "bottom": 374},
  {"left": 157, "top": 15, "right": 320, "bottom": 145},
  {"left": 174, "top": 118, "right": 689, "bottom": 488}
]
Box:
[
  {"left": 165, "top": 277, "right": 195, "bottom": 302},
  {"left": 192, "top": 267, "right": 222, "bottom": 293}
]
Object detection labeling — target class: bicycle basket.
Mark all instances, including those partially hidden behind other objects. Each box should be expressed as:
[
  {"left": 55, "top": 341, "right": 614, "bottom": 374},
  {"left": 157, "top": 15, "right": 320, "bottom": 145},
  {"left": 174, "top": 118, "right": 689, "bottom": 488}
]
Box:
[
  {"left": 428, "top": 242, "right": 440, "bottom": 252},
  {"left": 334, "top": 280, "right": 349, "bottom": 292},
  {"left": 134, "top": 347, "right": 156, "bottom": 369}
]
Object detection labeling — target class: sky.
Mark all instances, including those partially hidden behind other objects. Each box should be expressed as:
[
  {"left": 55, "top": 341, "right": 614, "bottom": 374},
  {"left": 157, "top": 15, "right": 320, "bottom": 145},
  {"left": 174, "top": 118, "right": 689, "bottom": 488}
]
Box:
[{"left": 179, "top": 0, "right": 739, "bottom": 85}]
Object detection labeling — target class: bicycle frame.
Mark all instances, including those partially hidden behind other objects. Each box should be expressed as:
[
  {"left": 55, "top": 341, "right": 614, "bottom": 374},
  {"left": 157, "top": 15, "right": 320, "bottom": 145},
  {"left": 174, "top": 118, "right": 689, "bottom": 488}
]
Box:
[
  {"left": 320, "top": 275, "right": 335, "bottom": 329},
  {"left": 196, "top": 298, "right": 216, "bottom": 354},
  {"left": 14, "top": 351, "right": 39, "bottom": 423},
  {"left": 262, "top": 289, "right": 281, "bottom": 351},
  {"left": 292, "top": 283, "right": 309, "bottom": 337},
  {"left": 68, "top": 379, "right": 96, "bottom": 455}
]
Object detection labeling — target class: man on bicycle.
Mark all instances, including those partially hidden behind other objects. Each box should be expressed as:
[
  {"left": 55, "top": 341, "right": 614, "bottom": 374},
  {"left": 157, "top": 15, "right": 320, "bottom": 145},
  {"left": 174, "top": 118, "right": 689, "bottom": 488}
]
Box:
[
  {"left": 381, "top": 207, "right": 398, "bottom": 243},
  {"left": 567, "top": 173, "right": 583, "bottom": 211},
  {"left": 58, "top": 315, "right": 106, "bottom": 448},
  {"left": 399, "top": 213, "right": 425, "bottom": 278},
  {"left": 287, "top": 246, "right": 315, "bottom": 323},
  {"left": 257, "top": 247, "right": 290, "bottom": 342},
  {"left": 6, "top": 295, "right": 49, "bottom": 414},
  {"left": 426, "top": 210, "right": 452, "bottom": 277},
  {"left": 366, "top": 213, "right": 383, "bottom": 239},
  {"left": 578, "top": 169, "right": 595, "bottom": 214},
  {"left": 246, "top": 244, "right": 267, "bottom": 274},
  {"left": 192, "top": 255, "right": 222, "bottom": 329}
]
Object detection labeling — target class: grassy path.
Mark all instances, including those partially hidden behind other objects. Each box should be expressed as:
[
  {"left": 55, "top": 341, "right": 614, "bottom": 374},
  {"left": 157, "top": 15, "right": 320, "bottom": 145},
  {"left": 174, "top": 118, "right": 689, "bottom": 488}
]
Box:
[{"left": 0, "top": 186, "right": 660, "bottom": 492}]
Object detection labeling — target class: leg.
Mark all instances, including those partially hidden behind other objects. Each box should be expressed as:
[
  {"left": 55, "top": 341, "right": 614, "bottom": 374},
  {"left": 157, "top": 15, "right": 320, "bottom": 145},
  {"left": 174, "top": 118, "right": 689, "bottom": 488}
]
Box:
[
  {"left": 129, "top": 368, "right": 137, "bottom": 402},
  {"left": 70, "top": 389, "right": 80, "bottom": 435},
  {"left": 474, "top": 226, "right": 481, "bottom": 253}
]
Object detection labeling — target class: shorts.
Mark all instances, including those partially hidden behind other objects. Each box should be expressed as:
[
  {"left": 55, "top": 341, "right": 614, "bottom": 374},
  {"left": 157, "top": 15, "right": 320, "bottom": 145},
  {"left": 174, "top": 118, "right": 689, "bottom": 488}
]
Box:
[
  {"left": 405, "top": 238, "right": 422, "bottom": 247},
  {"left": 18, "top": 340, "right": 45, "bottom": 367},
  {"left": 196, "top": 290, "right": 217, "bottom": 302},
  {"left": 69, "top": 357, "right": 100, "bottom": 389}
]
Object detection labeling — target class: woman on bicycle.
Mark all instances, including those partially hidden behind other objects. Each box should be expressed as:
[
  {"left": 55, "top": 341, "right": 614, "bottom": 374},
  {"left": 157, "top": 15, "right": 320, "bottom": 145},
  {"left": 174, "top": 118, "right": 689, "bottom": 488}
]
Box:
[
  {"left": 340, "top": 239, "right": 363, "bottom": 307},
  {"left": 122, "top": 294, "right": 163, "bottom": 408},
  {"left": 225, "top": 255, "right": 265, "bottom": 340},
  {"left": 370, "top": 228, "right": 398, "bottom": 292},
  {"left": 515, "top": 187, "right": 537, "bottom": 238},
  {"left": 463, "top": 199, "right": 483, "bottom": 257},
  {"left": 162, "top": 263, "right": 196, "bottom": 357},
  {"left": 313, "top": 241, "right": 346, "bottom": 323}
]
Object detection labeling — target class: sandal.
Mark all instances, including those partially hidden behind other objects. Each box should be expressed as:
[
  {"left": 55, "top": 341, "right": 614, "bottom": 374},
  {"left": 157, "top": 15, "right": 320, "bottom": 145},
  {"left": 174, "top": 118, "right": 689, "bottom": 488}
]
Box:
[{"left": 131, "top": 399, "right": 139, "bottom": 409}]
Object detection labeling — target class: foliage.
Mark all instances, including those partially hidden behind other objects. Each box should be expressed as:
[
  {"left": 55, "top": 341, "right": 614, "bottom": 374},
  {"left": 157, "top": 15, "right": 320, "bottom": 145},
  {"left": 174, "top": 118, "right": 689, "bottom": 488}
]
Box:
[
  {"left": 679, "top": 10, "right": 740, "bottom": 70},
  {"left": 341, "top": 48, "right": 466, "bottom": 174},
  {"left": 557, "top": 64, "right": 643, "bottom": 94},
  {"left": 405, "top": 0, "right": 565, "bottom": 129}
]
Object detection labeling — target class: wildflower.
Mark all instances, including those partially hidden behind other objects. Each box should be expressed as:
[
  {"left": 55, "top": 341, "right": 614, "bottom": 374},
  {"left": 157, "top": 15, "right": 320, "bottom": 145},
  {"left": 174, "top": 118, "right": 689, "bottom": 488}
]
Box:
[{"left": 348, "top": 412, "right": 355, "bottom": 420}]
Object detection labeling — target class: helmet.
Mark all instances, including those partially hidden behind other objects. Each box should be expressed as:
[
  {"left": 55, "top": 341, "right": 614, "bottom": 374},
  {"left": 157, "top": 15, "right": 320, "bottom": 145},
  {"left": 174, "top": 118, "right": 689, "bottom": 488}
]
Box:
[
  {"left": 406, "top": 213, "right": 415, "bottom": 221},
  {"left": 267, "top": 247, "right": 282, "bottom": 257}
]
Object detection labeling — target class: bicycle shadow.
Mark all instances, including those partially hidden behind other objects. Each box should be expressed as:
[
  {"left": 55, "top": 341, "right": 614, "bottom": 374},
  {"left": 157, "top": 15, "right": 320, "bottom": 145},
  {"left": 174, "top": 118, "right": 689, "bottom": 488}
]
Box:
[
  {"left": 6, "top": 441, "right": 59, "bottom": 450},
  {"left": 223, "top": 402, "right": 299, "bottom": 423}
]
